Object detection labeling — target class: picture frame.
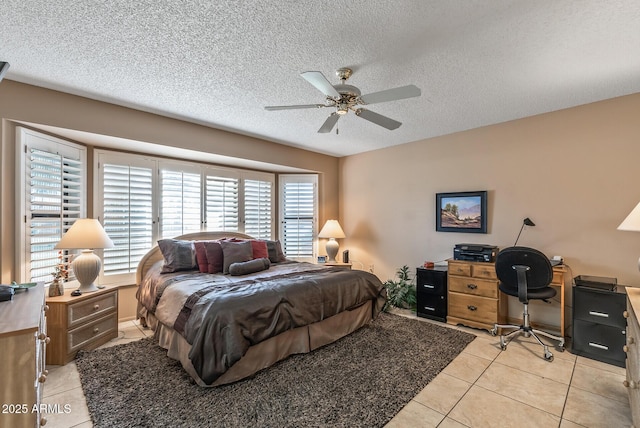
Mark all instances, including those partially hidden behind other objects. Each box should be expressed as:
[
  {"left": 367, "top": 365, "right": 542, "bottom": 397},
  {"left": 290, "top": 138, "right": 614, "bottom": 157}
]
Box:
[
  {"left": 317, "top": 255, "right": 327, "bottom": 264},
  {"left": 436, "top": 191, "right": 487, "bottom": 233}
]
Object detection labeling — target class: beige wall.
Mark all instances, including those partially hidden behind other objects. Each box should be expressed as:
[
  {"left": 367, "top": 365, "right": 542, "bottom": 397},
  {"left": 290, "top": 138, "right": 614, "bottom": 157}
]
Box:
[
  {"left": 340, "top": 93, "right": 640, "bottom": 327},
  {"left": 0, "top": 81, "right": 339, "bottom": 314}
]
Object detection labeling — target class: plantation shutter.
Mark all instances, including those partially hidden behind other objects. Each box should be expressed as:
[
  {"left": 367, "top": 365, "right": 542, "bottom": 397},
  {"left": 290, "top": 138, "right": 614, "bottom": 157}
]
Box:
[
  {"left": 19, "top": 128, "right": 86, "bottom": 283},
  {"left": 279, "top": 175, "right": 317, "bottom": 260},
  {"left": 160, "top": 167, "right": 202, "bottom": 238},
  {"left": 244, "top": 176, "right": 273, "bottom": 239},
  {"left": 205, "top": 172, "right": 239, "bottom": 231},
  {"left": 101, "top": 162, "right": 154, "bottom": 278}
]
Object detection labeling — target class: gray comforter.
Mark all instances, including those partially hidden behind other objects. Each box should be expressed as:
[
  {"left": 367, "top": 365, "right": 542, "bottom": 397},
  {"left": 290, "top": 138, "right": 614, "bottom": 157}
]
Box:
[{"left": 137, "top": 261, "right": 386, "bottom": 385}]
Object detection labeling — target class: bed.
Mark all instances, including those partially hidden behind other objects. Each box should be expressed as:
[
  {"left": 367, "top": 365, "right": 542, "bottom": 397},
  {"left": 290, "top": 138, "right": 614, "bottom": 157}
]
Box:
[{"left": 136, "top": 231, "right": 387, "bottom": 387}]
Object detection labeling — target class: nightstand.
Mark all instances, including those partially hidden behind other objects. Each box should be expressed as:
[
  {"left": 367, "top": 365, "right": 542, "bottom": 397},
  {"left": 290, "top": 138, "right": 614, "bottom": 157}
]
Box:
[
  {"left": 45, "top": 286, "right": 118, "bottom": 365},
  {"left": 322, "top": 261, "right": 352, "bottom": 269}
]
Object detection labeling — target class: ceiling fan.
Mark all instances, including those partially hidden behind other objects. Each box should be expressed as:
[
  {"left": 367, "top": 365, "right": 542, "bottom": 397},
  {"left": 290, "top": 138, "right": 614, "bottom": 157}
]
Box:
[{"left": 264, "top": 68, "right": 421, "bottom": 133}]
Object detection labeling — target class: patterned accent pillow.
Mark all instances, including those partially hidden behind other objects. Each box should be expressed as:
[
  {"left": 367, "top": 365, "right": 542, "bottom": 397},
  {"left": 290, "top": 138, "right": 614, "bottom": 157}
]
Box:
[
  {"left": 193, "top": 241, "right": 209, "bottom": 273},
  {"left": 265, "top": 240, "right": 287, "bottom": 263},
  {"left": 203, "top": 241, "right": 224, "bottom": 274},
  {"left": 250, "top": 240, "right": 269, "bottom": 259},
  {"left": 220, "top": 240, "right": 253, "bottom": 274},
  {"left": 158, "top": 239, "right": 197, "bottom": 273}
]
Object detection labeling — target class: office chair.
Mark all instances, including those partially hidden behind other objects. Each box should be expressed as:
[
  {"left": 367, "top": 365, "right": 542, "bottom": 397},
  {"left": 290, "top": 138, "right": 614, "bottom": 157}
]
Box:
[{"left": 490, "top": 246, "right": 565, "bottom": 361}]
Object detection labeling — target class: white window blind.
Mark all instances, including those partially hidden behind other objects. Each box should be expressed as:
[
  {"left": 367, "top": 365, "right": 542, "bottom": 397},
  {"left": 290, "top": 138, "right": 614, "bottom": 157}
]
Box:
[
  {"left": 205, "top": 172, "right": 239, "bottom": 232},
  {"left": 160, "top": 167, "right": 202, "bottom": 238},
  {"left": 279, "top": 175, "right": 318, "bottom": 260},
  {"left": 101, "top": 163, "right": 154, "bottom": 278},
  {"left": 18, "top": 128, "right": 86, "bottom": 283},
  {"left": 244, "top": 177, "right": 273, "bottom": 239}
]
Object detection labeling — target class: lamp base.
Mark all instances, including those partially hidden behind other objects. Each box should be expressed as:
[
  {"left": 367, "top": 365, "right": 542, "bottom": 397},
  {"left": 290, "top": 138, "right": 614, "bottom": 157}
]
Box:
[
  {"left": 325, "top": 238, "right": 340, "bottom": 262},
  {"left": 72, "top": 249, "right": 102, "bottom": 293}
]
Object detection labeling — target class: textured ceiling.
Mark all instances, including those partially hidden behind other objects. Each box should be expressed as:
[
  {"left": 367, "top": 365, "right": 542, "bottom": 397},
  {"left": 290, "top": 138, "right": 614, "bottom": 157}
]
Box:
[{"left": 1, "top": 1, "right": 640, "bottom": 157}]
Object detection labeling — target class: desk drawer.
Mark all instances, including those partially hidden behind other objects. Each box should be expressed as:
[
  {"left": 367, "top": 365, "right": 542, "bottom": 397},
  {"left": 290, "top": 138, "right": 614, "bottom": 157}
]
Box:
[
  {"left": 449, "top": 276, "right": 497, "bottom": 298},
  {"left": 68, "top": 313, "right": 118, "bottom": 354},
  {"left": 472, "top": 265, "right": 497, "bottom": 280},
  {"left": 448, "top": 292, "right": 497, "bottom": 325},
  {"left": 448, "top": 262, "right": 471, "bottom": 277},
  {"left": 68, "top": 291, "right": 118, "bottom": 329}
]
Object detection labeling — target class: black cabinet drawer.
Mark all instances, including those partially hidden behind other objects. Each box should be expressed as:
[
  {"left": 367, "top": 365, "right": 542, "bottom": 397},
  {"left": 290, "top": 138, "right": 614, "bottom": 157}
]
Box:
[
  {"left": 573, "top": 319, "right": 626, "bottom": 367},
  {"left": 417, "top": 293, "right": 447, "bottom": 321},
  {"left": 573, "top": 287, "right": 626, "bottom": 328},
  {"left": 416, "top": 267, "right": 447, "bottom": 295}
]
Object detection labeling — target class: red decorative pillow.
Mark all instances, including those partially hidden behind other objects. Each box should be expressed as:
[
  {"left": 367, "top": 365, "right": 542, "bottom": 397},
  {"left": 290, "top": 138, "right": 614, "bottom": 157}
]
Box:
[
  {"left": 250, "top": 240, "right": 269, "bottom": 259},
  {"left": 194, "top": 241, "right": 209, "bottom": 273},
  {"left": 203, "top": 241, "right": 224, "bottom": 274}
]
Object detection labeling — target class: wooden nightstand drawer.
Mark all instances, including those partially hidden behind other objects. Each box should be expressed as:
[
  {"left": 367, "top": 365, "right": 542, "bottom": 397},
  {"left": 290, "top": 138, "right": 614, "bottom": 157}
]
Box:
[
  {"left": 449, "top": 276, "right": 497, "bottom": 298},
  {"left": 471, "top": 264, "right": 497, "bottom": 280},
  {"left": 448, "top": 262, "right": 471, "bottom": 277},
  {"left": 68, "top": 313, "right": 118, "bottom": 354},
  {"left": 68, "top": 291, "right": 117, "bottom": 329},
  {"left": 448, "top": 292, "right": 498, "bottom": 325}
]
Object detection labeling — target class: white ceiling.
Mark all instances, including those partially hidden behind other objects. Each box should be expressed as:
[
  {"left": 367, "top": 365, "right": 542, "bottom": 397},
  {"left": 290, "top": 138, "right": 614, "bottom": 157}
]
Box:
[{"left": 1, "top": 1, "right": 640, "bottom": 157}]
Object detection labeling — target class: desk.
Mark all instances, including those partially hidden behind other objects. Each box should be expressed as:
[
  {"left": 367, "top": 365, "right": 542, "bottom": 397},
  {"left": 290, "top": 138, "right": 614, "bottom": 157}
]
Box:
[{"left": 447, "top": 260, "right": 567, "bottom": 336}]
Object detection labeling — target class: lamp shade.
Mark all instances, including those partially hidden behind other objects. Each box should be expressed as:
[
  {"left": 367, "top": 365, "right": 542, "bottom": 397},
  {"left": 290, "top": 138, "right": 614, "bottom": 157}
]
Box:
[
  {"left": 55, "top": 219, "right": 115, "bottom": 249},
  {"left": 318, "top": 220, "right": 346, "bottom": 239},
  {"left": 618, "top": 202, "right": 640, "bottom": 232}
]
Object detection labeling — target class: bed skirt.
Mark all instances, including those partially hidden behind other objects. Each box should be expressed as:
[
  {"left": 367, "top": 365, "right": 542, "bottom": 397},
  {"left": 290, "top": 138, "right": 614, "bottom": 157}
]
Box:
[{"left": 142, "top": 300, "right": 374, "bottom": 387}]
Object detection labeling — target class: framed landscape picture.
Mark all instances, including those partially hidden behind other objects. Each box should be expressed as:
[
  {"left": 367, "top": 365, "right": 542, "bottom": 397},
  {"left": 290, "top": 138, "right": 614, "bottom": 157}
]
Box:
[{"left": 436, "top": 191, "right": 487, "bottom": 233}]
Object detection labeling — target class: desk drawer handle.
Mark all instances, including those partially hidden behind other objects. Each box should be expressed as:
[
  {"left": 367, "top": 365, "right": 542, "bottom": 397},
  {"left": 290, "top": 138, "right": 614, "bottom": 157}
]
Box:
[
  {"left": 422, "top": 284, "right": 435, "bottom": 289},
  {"left": 467, "top": 305, "right": 477, "bottom": 311},
  {"left": 588, "top": 311, "right": 609, "bottom": 318},
  {"left": 93, "top": 327, "right": 100, "bottom": 334},
  {"left": 93, "top": 304, "right": 100, "bottom": 310},
  {"left": 588, "top": 342, "right": 608, "bottom": 350},
  {"left": 423, "top": 306, "right": 435, "bottom": 312},
  {"left": 467, "top": 284, "right": 477, "bottom": 290},
  {"left": 623, "top": 380, "right": 638, "bottom": 389}
]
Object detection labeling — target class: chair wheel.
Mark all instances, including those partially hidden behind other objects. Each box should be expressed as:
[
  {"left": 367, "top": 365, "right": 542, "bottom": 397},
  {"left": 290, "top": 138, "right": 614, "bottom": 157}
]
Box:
[
  {"left": 490, "top": 328, "right": 497, "bottom": 336},
  {"left": 544, "top": 352, "right": 554, "bottom": 362},
  {"left": 500, "top": 343, "right": 507, "bottom": 351},
  {"left": 557, "top": 345, "right": 565, "bottom": 352}
]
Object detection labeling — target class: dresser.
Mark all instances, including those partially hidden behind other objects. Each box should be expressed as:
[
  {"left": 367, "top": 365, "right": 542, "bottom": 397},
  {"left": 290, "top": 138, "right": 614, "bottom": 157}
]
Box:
[
  {"left": 46, "top": 287, "right": 118, "bottom": 365},
  {"left": 572, "top": 285, "right": 626, "bottom": 367},
  {"left": 447, "top": 260, "right": 507, "bottom": 331},
  {"left": 0, "top": 283, "right": 49, "bottom": 428},
  {"left": 624, "top": 287, "right": 640, "bottom": 426},
  {"left": 416, "top": 266, "right": 447, "bottom": 322}
]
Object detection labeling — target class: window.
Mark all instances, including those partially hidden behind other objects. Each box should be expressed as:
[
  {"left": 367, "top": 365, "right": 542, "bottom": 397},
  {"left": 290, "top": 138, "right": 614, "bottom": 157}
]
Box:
[
  {"left": 96, "top": 153, "right": 155, "bottom": 284},
  {"left": 243, "top": 172, "right": 274, "bottom": 240},
  {"left": 204, "top": 168, "right": 239, "bottom": 232},
  {"left": 279, "top": 174, "right": 318, "bottom": 261},
  {"left": 17, "top": 127, "right": 86, "bottom": 283},
  {"left": 160, "top": 163, "right": 202, "bottom": 238}
]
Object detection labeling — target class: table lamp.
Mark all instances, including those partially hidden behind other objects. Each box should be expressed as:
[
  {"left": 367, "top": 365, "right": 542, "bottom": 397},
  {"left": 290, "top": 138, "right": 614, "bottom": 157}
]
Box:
[
  {"left": 55, "top": 219, "right": 114, "bottom": 293},
  {"left": 618, "top": 201, "right": 640, "bottom": 270},
  {"left": 318, "top": 220, "right": 346, "bottom": 262}
]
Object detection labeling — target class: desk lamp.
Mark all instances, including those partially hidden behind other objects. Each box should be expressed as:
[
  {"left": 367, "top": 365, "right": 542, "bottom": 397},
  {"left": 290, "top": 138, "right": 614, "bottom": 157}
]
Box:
[
  {"left": 55, "top": 219, "right": 114, "bottom": 293},
  {"left": 618, "top": 202, "right": 640, "bottom": 270},
  {"left": 514, "top": 217, "right": 535, "bottom": 246},
  {"left": 318, "top": 220, "right": 346, "bottom": 262}
]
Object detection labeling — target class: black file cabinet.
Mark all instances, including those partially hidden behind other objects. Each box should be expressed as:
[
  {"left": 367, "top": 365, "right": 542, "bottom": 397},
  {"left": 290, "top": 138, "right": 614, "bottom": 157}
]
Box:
[
  {"left": 572, "top": 285, "right": 626, "bottom": 367},
  {"left": 416, "top": 267, "right": 448, "bottom": 322}
]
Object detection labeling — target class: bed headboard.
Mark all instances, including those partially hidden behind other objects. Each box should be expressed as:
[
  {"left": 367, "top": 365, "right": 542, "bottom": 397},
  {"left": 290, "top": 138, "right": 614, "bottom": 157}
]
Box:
[{"left": 135, "top": 231, "right": 254, "bottom": 285}]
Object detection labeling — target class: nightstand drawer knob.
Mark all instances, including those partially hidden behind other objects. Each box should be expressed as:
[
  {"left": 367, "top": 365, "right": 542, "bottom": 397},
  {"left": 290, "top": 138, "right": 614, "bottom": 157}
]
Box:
[
  {"left": 629, "top": 337, "right": 636, "bottom": 345},
  {"left": 40, "top": 416, "right": 47, "bottom": 426},
  {"left": 623, "top": 311, "right": 629, "bottom": 318},
  {"left": 624, "top": 345, "right": 629, "bottom": 353},
  {"left": 44, "top": 336, "right": 51, "bottom": 345},
  {"left": 467, "top": 284, "right": 477, "bottom": 290},
  {"left": 38, "top": 373, "right": 47, "bottom": 383},
  {"left": 94, "top": 304, "right": 100, "bottom": 310},
  {"left": 93, "top": 327, "right": 100, "bottom": 334},
  {"left": 588, "top": 311, "right": 609, "bottom": 318},
  {"left": 623, "top": 380, "right": 638, "bottom": 389},
  {"left": 467, "top": 305, "right": 478, "bottom": 311},
  {"left": 38, "top": 332, "right": 47, "bottom": 340}
]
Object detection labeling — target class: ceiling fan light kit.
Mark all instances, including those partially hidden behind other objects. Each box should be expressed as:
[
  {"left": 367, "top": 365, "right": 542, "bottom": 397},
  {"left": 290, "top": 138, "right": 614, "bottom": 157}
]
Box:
[{"left": 265, "top": 67, "right": 421, "bottom": 134}]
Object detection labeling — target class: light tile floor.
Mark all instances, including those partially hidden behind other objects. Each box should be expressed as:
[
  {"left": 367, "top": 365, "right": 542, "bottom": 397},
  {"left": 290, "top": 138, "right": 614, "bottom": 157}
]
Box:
[{"left": 43, "top": 315, "right": 633, "bottom": 428}]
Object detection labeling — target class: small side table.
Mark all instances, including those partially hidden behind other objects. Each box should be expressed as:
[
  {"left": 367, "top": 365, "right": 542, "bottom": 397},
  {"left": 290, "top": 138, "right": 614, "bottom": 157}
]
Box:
[{"left": 322, "top": 261, "right": 352, "bottom": 269}]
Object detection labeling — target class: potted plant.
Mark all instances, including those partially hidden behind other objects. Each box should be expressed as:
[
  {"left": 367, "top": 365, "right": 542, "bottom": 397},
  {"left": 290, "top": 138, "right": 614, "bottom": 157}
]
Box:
[{"left": 383, "top": 265, "right": 417, "bottom": 311}]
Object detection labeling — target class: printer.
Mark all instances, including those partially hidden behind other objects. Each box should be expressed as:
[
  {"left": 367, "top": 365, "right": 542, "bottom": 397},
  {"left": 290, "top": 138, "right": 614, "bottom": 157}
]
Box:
[{"left": 453, "top": 243, "right": 499, "bottom": 263}]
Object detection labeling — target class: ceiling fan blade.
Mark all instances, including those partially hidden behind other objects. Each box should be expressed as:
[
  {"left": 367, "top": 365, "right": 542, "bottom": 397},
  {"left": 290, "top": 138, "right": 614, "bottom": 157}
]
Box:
[
  {"left": 265, "top": 104, "right": 331, "bottom": 111},
  {"left": 318, "top": 113, "right": 340, "bottom": 133},
  {"left": 359, "top": 84, "right": 421, "bottom": 105},
  {"left": 355, "top": 109, "right": 402, "bottom": 130},
  {"left": 301, "top": 71, "right": 341, "bottom": 98}
]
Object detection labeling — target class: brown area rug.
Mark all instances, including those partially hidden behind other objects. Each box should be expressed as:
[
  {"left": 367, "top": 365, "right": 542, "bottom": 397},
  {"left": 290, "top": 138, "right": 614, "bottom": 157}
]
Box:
[{"left": 75, "top": 312, "right": 475, "bottom": 428}]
